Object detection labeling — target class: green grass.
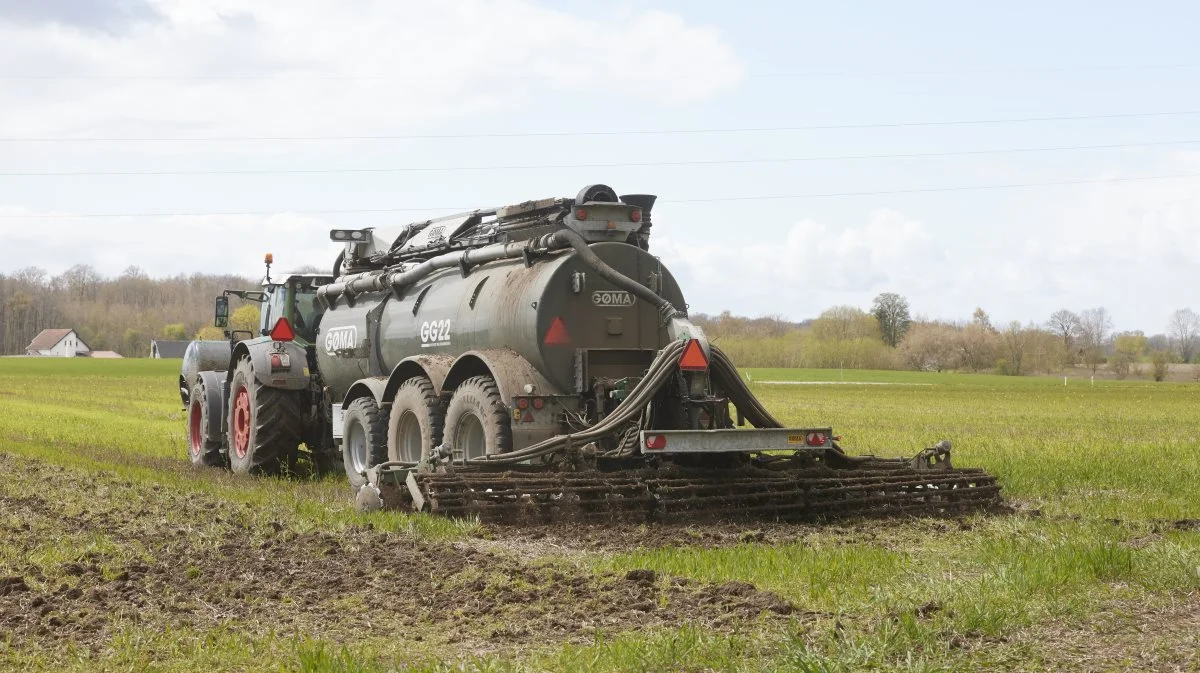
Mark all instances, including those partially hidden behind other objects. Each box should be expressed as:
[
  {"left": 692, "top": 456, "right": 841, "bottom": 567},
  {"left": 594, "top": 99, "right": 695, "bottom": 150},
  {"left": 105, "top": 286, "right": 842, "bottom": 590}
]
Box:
[{"left": 0, "top": 358, "right": 1197, "bottom": 672}]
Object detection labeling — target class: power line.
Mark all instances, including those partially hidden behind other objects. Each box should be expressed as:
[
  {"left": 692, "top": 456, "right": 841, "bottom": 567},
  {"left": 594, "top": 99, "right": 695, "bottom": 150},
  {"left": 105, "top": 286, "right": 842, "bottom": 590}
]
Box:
[
  {"left": 4, "top": 171, "right": 1198, "bottom": 220},
  {"left": 4, "top": 109, "right": 1200, "bottom": 143},
  {"left": 5, "top": 63, "right": 1199, "bottom": 81},
  {"left": 0, "top": 138, "right": 1195, "bottom": 177}
]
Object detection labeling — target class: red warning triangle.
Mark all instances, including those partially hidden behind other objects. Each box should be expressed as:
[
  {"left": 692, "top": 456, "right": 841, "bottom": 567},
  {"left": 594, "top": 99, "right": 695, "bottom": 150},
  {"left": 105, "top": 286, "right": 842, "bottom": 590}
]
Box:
[
  {"left": 679, "top": 338, "right": 709, "bottom": 371},
  {"left": 543, "top": 316, "right": 571, "bottom": 345},
  {"left": 269, "top": 317, "right": 295, "bottom": 342}
]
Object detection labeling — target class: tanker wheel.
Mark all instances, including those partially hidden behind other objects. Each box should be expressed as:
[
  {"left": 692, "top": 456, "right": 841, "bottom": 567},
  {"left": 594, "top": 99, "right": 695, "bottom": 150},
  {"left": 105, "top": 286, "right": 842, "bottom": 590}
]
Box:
[
  {"left": 227, "top": 355, "right": 304, "bottom": 475},
  {"left": 388, "top": 376, "right": 444, "bottom": 464},
  {"left": 187, "top": 379, "right": 225, "bottom": 468},
  {"left": 342, "top": 396, "right": 388, "bottom": 488},
  {"left": 444, "top": 375, "right": 512, "bottom": 461}
]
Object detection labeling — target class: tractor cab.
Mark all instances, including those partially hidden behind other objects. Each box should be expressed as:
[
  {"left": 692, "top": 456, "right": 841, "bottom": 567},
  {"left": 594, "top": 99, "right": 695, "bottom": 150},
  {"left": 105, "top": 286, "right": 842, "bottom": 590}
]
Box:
[
  {"left": 212, "top": 255, "right": 333, "bottom": 345},
  {"left": 259, "top": 273, "right": 333, "bottom": 344}
]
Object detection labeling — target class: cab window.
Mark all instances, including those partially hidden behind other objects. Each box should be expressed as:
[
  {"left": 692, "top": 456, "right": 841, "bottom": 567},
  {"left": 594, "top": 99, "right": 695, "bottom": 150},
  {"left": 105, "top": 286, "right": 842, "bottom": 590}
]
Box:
[{"left": 292, "top": 282, "right": 325, "bottom": 341}]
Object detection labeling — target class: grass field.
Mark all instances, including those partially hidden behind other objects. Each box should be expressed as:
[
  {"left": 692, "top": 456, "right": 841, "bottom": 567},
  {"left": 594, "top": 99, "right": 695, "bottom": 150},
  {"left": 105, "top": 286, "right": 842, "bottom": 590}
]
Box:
[{"left": 0, "top": 359, "right": 1197, "bottom": 672}]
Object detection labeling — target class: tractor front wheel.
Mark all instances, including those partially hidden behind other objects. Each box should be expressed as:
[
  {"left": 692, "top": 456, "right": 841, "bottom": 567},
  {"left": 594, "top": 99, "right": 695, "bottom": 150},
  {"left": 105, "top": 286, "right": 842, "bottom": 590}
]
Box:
[{"left": 187, "top": 379, "right": 225, "bottom": 468}]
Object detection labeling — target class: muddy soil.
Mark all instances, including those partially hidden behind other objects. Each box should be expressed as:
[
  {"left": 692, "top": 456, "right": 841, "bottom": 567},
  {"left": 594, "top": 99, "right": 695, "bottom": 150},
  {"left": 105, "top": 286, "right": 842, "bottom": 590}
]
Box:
[{"left": 0, "top": 454, "right": 798, "bottom": 655}]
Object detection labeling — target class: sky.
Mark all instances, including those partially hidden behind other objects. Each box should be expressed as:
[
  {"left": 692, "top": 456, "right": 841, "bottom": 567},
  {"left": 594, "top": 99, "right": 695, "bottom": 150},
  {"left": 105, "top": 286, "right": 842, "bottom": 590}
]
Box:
[{"left": 2, "top": 0, "right": 1199, "bottom": 333}]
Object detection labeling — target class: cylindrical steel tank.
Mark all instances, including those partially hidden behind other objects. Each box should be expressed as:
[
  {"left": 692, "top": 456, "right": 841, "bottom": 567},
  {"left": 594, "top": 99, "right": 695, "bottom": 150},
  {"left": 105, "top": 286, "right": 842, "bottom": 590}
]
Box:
[
  {"left": 181, "top": 340, "right": 233, "bottom": 393},
  {"left": 315, "top": 241, "right": 686, "bottom": 398}
]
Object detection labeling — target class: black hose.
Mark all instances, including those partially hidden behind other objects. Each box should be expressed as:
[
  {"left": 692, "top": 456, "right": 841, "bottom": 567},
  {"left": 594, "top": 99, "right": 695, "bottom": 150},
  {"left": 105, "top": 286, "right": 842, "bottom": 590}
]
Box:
[
  {"left": 551, "top": 229, "right": 681, "bottom": 318},
  {"left": 463, "top": 340, "right": 687, "bottom": 465}
]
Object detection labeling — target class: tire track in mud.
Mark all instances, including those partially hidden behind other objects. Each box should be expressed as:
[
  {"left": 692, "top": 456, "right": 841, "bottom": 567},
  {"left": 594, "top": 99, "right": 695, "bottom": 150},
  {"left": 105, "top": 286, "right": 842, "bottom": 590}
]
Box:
[{"left": 0, "top": 453, "right": 799, "bottom": 655}]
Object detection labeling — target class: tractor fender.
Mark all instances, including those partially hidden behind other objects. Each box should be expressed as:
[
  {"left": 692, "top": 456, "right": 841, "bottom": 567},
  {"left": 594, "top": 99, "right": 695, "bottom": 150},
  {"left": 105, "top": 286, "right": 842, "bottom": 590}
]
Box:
[
  {"left": 341, "top": 376, "right": 388, "bottom": 410},
  {"left": 441, "top": 349, "right": 560, "bottom": 404},
  {"left": 231, "top": 339, "right": 311, "bottom": 391},
  {"left": 195, "top": 369, "right": 227, "bottom": 439},
  {"left": 382, "top": 354, "right": 454, "bottom": 404}
]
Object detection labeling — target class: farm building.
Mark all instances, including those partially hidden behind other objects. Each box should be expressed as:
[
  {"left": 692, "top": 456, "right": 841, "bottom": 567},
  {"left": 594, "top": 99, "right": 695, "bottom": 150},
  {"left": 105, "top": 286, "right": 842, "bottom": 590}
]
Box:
[
  {"left": 150, "top": 340, "right": 190, "bottom": 359},
  {"left": 89, "top": 351, "right": 124, "bottom": 359},
  {"left": 24, "top": 329, "right": 90, "bottom": 357}
]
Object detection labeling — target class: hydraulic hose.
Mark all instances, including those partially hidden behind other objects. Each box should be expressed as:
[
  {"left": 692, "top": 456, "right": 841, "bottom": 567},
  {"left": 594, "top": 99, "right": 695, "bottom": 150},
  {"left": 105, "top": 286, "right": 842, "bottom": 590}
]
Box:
[
  {"left": 549, "top": 229, "right": 683, "bottom": 320},
  {"left": 463, "top": 339, "right": 687, "bottom": 465}
]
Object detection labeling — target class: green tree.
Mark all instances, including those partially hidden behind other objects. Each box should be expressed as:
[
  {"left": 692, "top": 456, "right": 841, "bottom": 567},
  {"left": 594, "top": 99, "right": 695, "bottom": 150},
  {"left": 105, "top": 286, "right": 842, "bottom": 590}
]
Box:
[
  {"left": 195, "top": 326, "right": 225, "bottom": 341},
  {"left": 871, "top": 293, "right": 911, "bottom": 347},
  {"left": 1111, "top": 333, "right": 1147, "bottom": 379},
  {"left": 230, "top": 304, "right": 261, "bottom": 334},
  {"left": 1150, "top": 350, "right": 1171, "bottom": 382},
  {"left": 160, "top": 323, "right": 188, "bottom": 340}
]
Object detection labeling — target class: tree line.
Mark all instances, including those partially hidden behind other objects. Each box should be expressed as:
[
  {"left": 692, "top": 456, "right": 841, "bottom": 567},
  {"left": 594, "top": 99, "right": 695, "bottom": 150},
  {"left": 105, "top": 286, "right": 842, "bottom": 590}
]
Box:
[
  {"left": 0, "top": 266, "right": 254, "bottom": 356},
  {"left": 695, "top": 295, "right": 1200, "bottom": 380},
  {"left": 4, "top": 265, "right": 1196, "bottom": 378}
]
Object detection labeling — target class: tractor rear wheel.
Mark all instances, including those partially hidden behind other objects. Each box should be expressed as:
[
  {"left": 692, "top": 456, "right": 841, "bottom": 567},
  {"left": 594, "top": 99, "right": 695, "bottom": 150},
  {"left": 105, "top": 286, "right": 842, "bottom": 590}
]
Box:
[
  {"left": 187, "top": 379, "right": 225, "bottom": 468},
  {"left": 387, "top": 376, "right": 444, "bottom": 463},
  {"left": 342, "top": 397, "right": 388, "bottom": 488},
  {"left": 227, "top": 355, "right": 304, "bottom": 474},
  {"left": 444, "top": 375, "right": 512, "bottom": 461}
]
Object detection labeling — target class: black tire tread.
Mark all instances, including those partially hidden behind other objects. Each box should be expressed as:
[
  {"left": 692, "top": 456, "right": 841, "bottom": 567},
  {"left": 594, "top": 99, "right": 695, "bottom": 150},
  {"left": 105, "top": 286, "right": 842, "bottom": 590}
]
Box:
[
  {"left": 228, "top": 355, "right": 304, "bottom": 474},
  {"left": 189, "top": 379, "right": 225, "bottom": 468},
  {"left": 387, "top": 376, "right": 445, "bottom": 463},
  {"left": 342, "top": 396, "right": 388, "bottom": 487},
  {"left": 445, "top": 375, "right": 513, "bottom": 457}
]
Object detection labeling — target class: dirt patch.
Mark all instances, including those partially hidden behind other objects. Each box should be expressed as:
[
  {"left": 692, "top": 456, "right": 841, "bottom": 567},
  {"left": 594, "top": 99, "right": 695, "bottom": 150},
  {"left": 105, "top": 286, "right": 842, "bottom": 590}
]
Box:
[
  {"left": 0, "top": 453, "right": 798, "bottom": 656},
  {"left": 481, "top": 516, "right": 987, "bottom": 554},
  {"left": 1016, "top": 593, "right": 1200, "bottom": 672}
]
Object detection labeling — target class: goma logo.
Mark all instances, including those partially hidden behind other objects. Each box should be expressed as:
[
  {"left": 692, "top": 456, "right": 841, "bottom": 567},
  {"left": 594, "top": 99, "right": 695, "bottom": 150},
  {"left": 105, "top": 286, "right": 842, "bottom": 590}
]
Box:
[
  {"left": 324, "top": 326, "right": 358, "bottom": 355},
  {"left": 592, "top": 290, "right": 636, "bottom": 307}
]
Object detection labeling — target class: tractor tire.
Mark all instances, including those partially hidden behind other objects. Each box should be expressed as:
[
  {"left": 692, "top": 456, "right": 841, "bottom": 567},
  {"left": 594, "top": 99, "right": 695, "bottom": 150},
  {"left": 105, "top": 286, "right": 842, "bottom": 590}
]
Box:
[
  {"left": 387, "top": 376, "right": 444, "bottom": 464},
  {"left": 187, "top": 379, "right": 225, "bottom": 468},
  {"left": 443, "top": 375, "right": 512, "bottom": 461},
  {"left": 341, "top": 396, "right": 388, "bottom": 488},
  {"left": 227, "top": 355, "right": 304, "bottom": 475}
]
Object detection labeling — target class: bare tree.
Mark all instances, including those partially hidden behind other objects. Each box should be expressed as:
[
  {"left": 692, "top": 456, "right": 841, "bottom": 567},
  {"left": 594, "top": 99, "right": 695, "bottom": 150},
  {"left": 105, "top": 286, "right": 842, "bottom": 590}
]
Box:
[
  {"left": 811, "top": 306, "right": 879, "bottom": 342},
  {"left": 1077, "top": 307, "right": 1112, "bottom": 374},
  {"left": 1168, "top": 308, "right": 1200, "bottom": 363},
  {"left": 1000, "top": 321, "right": 1035, "bottom": 375},
  {"left": 1046, "top": 309, "right": 1080, "bottom": 349},
  {"left": 971, "top": 307, "right": 994, "bottom": 332},
  {"left": 871, "top": 293, "right": 911, "bottom": 347},
  {"left": 899, "top": 322, "right": 959, "bottom": 372},
  {"left": 956, "top": 322, "right": 1001, "bottom": 372}
]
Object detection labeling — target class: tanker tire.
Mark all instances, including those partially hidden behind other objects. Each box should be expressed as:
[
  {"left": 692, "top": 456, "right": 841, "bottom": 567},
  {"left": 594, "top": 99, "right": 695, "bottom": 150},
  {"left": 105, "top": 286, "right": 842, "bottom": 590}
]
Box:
[
  {"left": 342, "top": 397, "right": 388, "bottom": 488},
  {"left": 227, "top": 355, "right": 304, "bottom": 475},
  {"left": 444, "top": 375, "right": 512, "bottom": 461},
  {"left": 387, "top": 377, "right": 444, "bottom": 464},
  {"left": 187, "top": 379, "right": 225, "bottom": 468}
]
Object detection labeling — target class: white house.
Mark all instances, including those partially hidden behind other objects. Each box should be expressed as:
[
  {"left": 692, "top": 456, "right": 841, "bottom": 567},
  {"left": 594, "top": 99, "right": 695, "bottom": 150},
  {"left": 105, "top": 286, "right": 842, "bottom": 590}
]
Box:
[{"left": 25, "top": 329, "right": 91, "bottom": 357}]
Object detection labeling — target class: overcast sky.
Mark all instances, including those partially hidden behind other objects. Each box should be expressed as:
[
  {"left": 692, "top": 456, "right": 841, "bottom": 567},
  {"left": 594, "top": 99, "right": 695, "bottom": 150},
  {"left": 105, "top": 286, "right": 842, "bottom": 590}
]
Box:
[{"left": 2, "top": 0, "right": 1199, "bottom": 332}]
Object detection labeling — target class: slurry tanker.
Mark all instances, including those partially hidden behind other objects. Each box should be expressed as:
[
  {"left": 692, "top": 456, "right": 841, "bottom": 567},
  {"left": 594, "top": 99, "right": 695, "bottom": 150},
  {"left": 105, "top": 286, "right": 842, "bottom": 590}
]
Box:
[{"left": 182, "top": 184, "right": 999, "bottom": 521}]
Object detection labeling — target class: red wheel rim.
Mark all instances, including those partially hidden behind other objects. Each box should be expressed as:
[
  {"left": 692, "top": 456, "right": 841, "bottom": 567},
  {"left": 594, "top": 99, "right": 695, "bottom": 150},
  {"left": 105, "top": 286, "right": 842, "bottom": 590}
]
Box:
[
  {"left": 188, "top": 400, "right": 203, "bottom": 457},
  {"left": 232, "top": 385, "right": 251, "bottom": 459}
]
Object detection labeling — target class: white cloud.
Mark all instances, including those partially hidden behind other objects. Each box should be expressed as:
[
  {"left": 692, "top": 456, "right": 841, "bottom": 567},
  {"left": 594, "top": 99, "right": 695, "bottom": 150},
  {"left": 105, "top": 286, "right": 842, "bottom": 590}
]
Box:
[
  {"left": 0, "top": 1, "right": 744, "bottom": 137},
  {"left": 654, "top": 161, "right": 1200, "bottom": 332},
  {"left": 656, "top": 208, "right": 937, "bottom": 316},
  {"left": 0, "top": 207, "right": 337, "bottom": 277}
]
